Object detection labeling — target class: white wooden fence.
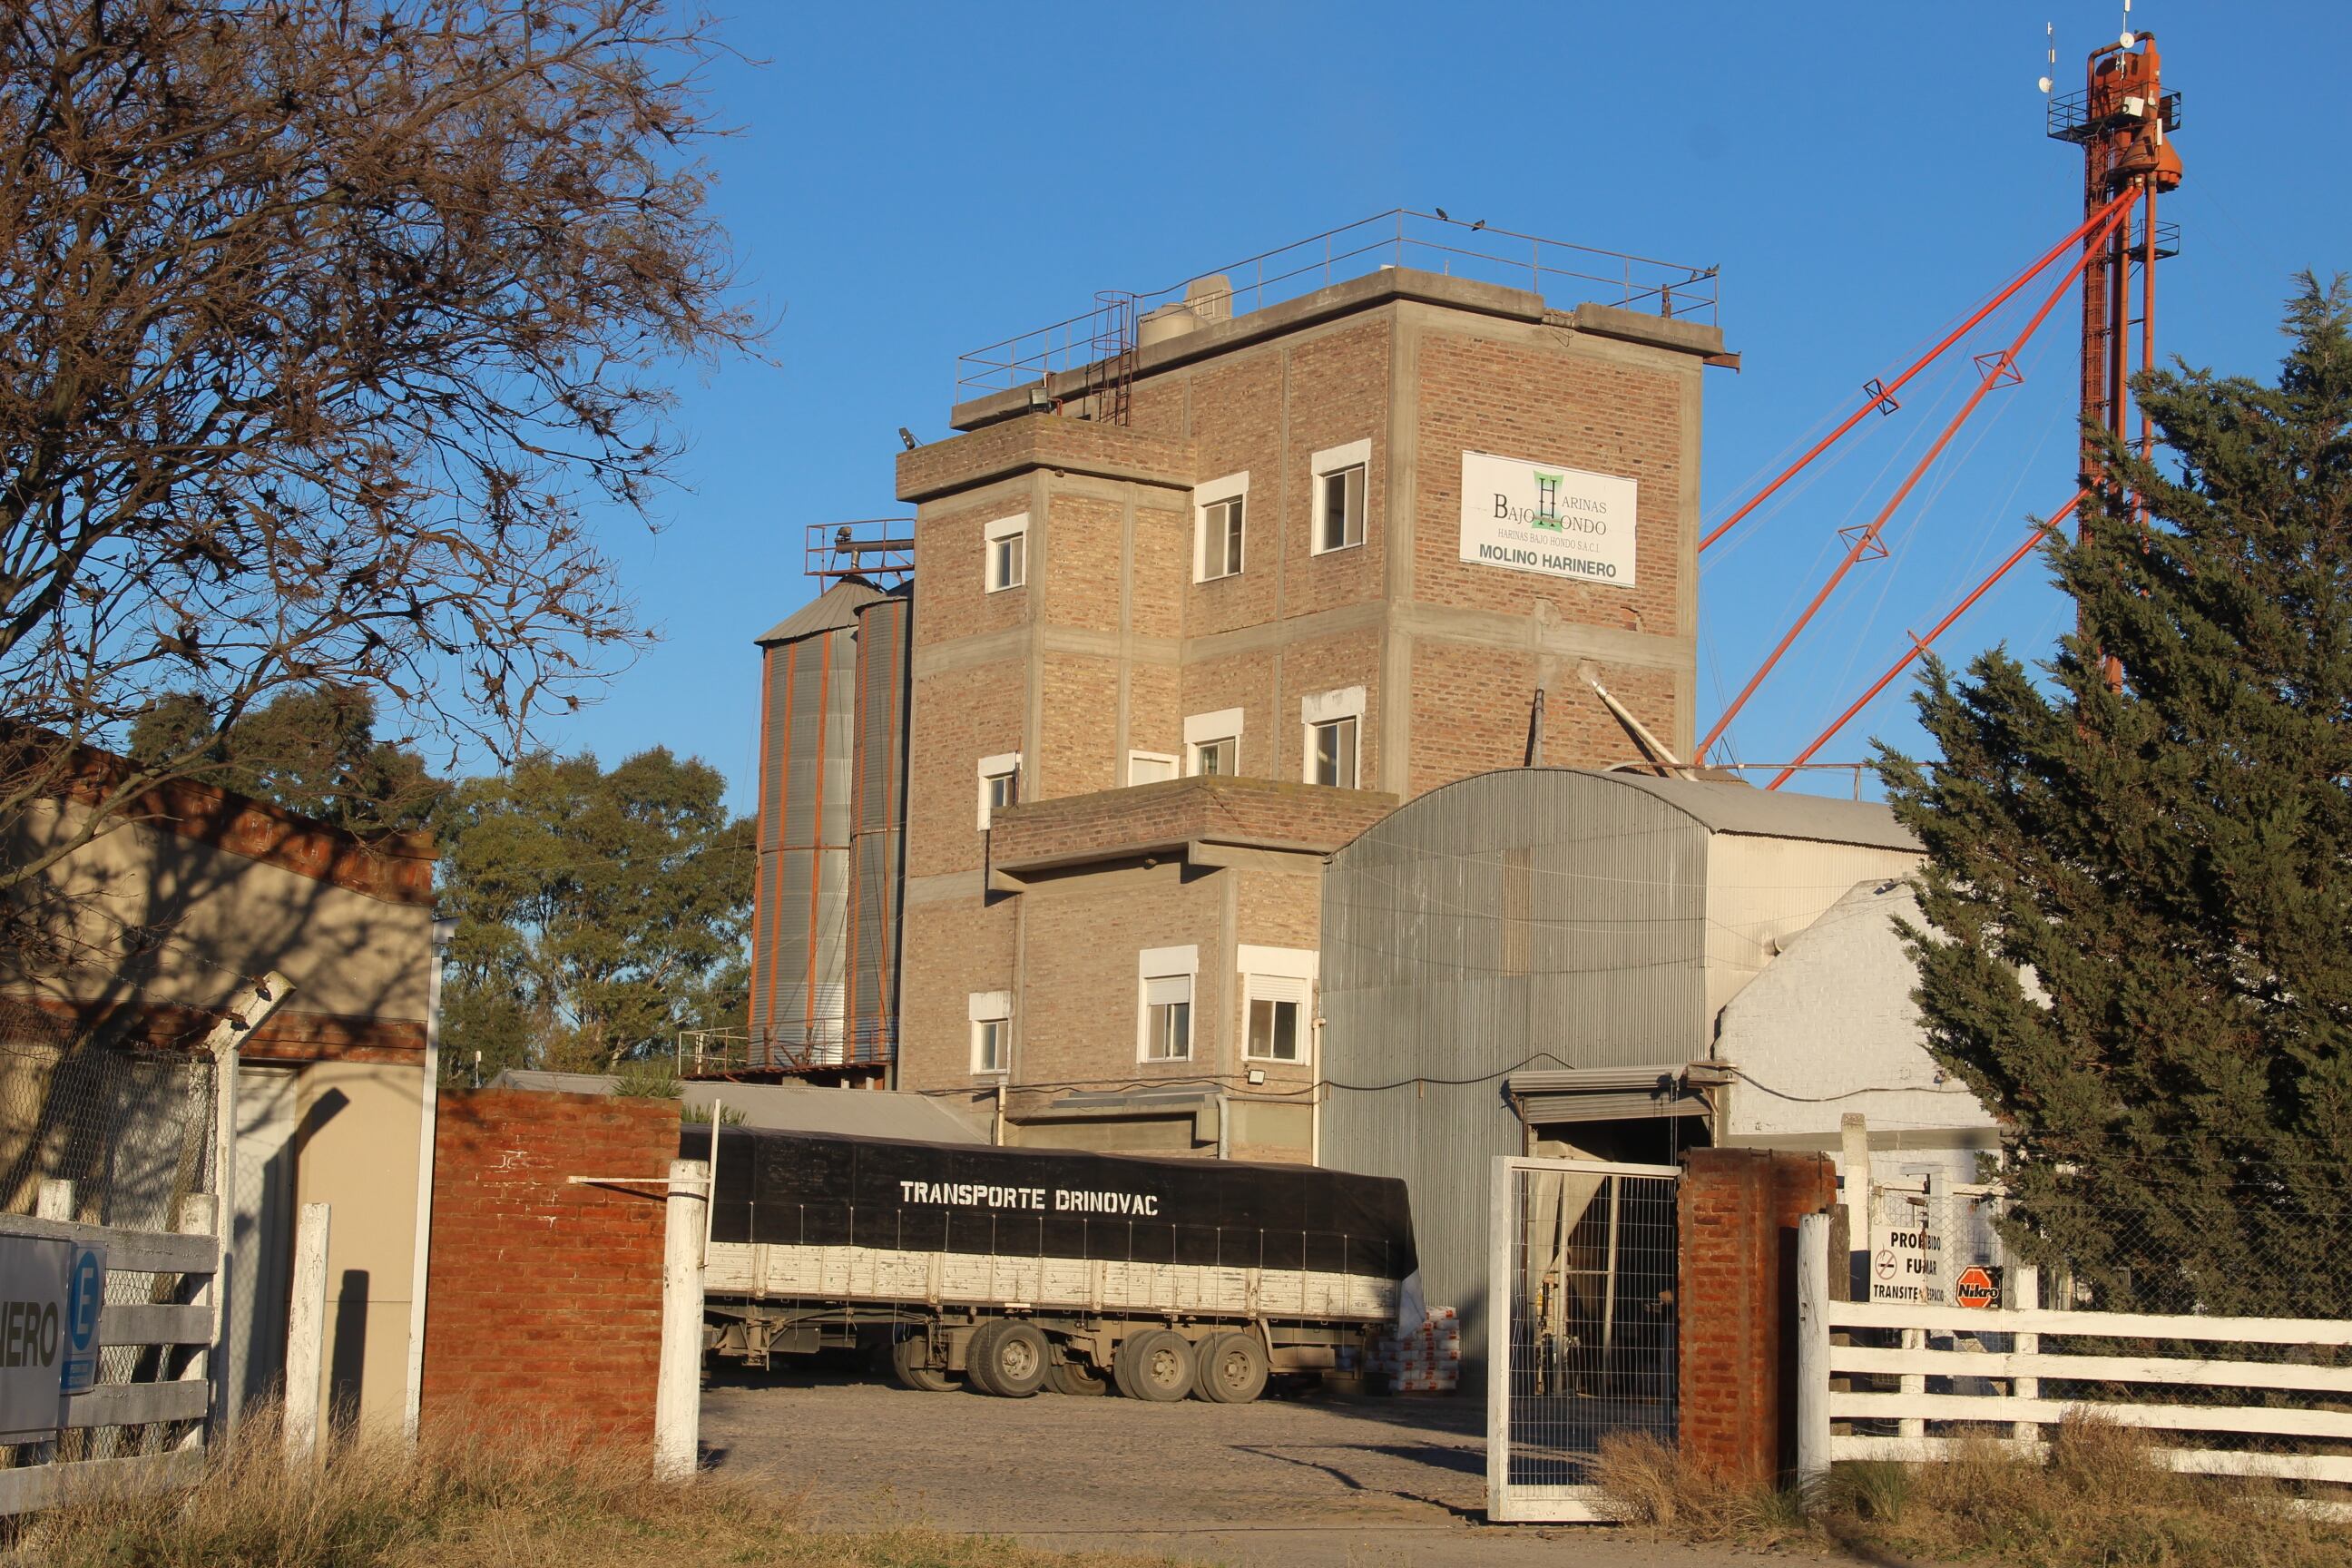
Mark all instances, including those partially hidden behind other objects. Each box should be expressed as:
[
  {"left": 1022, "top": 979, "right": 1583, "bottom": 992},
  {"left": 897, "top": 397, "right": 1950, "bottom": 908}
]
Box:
[
  {"left": 1796, "top": 1212, "right": 2352, "bottom": 1502},
  {"left": 0, "top": 1188, "right": 220, "bottom": 1516}
]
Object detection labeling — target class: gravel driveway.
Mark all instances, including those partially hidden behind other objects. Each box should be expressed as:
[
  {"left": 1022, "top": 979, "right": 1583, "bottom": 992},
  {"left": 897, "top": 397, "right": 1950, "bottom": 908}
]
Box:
[{"left": 702, "top": 1367, "right": 1808, "bottom": 1568}]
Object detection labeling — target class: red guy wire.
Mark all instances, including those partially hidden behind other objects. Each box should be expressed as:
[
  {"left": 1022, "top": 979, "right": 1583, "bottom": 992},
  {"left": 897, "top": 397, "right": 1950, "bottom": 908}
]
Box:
[
  {"left": 1698, "top": 191, "right": 2141, "bottom": 555},
  {"left": 1694, "top": 190, "right": 2139, "bottom": 765},
  {"left": 1764, "top": 492, "right": 2085, "bottom": 789}
]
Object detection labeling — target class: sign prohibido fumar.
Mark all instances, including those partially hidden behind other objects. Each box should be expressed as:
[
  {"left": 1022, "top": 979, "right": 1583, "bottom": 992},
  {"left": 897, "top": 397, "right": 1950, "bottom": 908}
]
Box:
[{"left": 1459, "top": 451, "right": 1637, "bottom": 587}]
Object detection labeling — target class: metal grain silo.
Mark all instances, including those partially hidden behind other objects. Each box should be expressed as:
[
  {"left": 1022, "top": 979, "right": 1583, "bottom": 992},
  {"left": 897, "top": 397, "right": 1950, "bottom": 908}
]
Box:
[
  {"left": 844, "top": 587, "right": 910, "bottom": 1069},
  {"left": 749, "top": 579, "right": 883, "bottom": 1068}
]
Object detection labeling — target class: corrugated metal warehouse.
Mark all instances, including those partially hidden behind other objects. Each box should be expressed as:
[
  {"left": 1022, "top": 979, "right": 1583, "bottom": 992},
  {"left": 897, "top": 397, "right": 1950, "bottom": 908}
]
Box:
[{"left": 1318, "top": 766, "right": 1927, "bottom": 1361}]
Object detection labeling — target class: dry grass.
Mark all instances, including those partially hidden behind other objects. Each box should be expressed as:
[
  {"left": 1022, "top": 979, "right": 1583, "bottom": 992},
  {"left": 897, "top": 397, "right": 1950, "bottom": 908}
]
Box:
[
  {"left": 1, "top": 1414, "right": 1171, "bottom": 1568},
  {"left": 1597, "top": 1416, "right": 2352, "bottom": 1568}
]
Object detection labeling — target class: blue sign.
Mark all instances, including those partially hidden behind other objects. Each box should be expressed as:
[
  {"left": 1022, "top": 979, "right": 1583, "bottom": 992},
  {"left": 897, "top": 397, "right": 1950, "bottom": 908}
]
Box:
[{"left": 60, "top": 1244, "right": 103, "bottom": 1396}]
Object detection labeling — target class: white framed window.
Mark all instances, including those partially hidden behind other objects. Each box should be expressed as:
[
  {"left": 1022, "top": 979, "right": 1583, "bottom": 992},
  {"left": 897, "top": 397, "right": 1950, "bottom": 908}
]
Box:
[
  {"left": 1301, "top": 686, "right": 1366, "bottom": 788},
  {"left": 1138, "top": 945, "right": 1198, "bottom": 1063},
  {"left": 1128, "top": 750, "right": 1179, "bottom": 786},
  {"left": 984, "top": 514, "right": 1027, "bottom": 593},
  {"left": 968, "top": 991, "right": 1011, "bottom": 1074},
  {"left": 1193, "top": 472, "right": 1249, "bottom": 583},
  {"left": 1310, "top": 439, "right": 1370, "bottom": 555},
  {"left": 976, "top": 750, "right": 1020, "bottom": 829},
  {"left": 1184, "top": 707, "right": 1245, "bottom": 778},
  {"left": 1240, "top": 946, "right": 1317, "bottom": 1065}
]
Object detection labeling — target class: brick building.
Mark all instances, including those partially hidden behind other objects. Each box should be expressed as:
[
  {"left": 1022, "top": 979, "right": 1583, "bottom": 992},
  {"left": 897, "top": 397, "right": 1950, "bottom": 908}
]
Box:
[{"left": 877, "top": 223, "right": 1733, "bottom": 1155}]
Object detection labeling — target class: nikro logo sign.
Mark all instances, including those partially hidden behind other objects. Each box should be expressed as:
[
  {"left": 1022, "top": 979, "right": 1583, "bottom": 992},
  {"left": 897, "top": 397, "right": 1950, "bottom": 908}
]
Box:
[{"left": 1458, "top": 451, "right": 1638, "bottom": 586}]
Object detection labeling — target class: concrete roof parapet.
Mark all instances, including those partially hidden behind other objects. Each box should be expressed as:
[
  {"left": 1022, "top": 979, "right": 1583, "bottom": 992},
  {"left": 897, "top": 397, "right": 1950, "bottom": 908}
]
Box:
[{"left": 897, "top": 412, "right": 1199, "bottom": 505}]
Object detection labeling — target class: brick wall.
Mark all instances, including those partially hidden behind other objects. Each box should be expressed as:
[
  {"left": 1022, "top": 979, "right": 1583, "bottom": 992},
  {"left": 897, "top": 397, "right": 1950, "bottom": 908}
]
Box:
[
  {"left": 1677, "top": 1147, "right": 1838, "bottom": 1484},
  {"left": 420, "top": 1090, "right": 678, "bottom": 1444}
]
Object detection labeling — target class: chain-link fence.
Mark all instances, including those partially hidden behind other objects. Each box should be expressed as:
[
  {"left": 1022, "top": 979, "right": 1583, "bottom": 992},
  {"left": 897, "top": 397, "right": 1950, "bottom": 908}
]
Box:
[
  {"left": 2, "top": 996, "right": 220, "bottom": 1468},
  {"left": 0, "top": 995, "right": 216, "bottom": 1231},
  {"left": 1843, "top": 1161, "right": 2352, "bottom": 1495}
]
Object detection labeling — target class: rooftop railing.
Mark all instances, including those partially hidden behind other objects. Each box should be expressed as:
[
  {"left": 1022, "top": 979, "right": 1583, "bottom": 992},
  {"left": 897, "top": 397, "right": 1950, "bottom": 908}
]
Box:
[{"left": 955, "top": 208, "right": 1719, "bottom": 406}]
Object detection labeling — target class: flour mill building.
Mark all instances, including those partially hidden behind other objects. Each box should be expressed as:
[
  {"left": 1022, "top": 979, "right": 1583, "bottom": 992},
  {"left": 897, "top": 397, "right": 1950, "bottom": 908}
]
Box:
[{"left": 741, "top": 218, "right": 1731, "bottom": 1150}]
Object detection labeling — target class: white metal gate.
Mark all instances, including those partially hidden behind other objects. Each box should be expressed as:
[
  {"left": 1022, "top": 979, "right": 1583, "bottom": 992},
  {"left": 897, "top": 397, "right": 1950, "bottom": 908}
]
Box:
[{"left": 1486, "top": 1155, "right": 1680, "bottom": 1523}]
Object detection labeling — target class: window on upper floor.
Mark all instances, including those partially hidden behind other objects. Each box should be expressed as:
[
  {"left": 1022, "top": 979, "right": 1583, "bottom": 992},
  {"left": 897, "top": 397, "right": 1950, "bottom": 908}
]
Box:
[
  {"left": 1239, "top": 946, "right": 1316, "bottom": 1065},
  {"left": 1193, "top": 473, "right": 1249, "bottom": 583},
  {"left": 1142, "top": 974, "right": 1191, "bottom": 1060},
  {"left": 1310, "top": 439, "right": 1370, "bottom": 555},
  {"left": 976, "top": 751, "right": 1020, "bottom": 829},
  {"left": 1308, "top": 717, "right": 1357, "bottom": 789},
  {"left": 1137, "top": 945, "right": 1198, "bottom": 1063},
  {"left": 984, "top": 514, "right": 1026, "bottom": 593},
  {"left": 968, "top": 991, "right": 1011, "bottom": 1074},
  {"left": 1300, "top": 686, "right": 1366, "bottom": 789},
  {"left": 1191, "top": 736, "right": 1236, "bottom": 777},
  {"left": 1183, "top": 707, "right": 1245, "bottom": 779},
  {"left": 1129, "top": 751, "right": 1179, "bottom": 786}
]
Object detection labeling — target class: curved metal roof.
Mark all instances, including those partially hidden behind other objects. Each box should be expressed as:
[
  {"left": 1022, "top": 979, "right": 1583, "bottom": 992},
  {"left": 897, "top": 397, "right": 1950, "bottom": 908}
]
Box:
[
  {"left": 1351, "top": 767, "right": 1919, "bottom": 853},
  {"left": 1590, "top": 769, "right": 1920, "bottom": 850}
]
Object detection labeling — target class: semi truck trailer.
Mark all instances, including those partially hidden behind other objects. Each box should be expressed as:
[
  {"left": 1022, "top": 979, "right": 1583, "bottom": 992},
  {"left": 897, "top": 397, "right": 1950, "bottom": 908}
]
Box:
[{"left": 686, "top": 1125, "right": 1418, "bottom": 1403}]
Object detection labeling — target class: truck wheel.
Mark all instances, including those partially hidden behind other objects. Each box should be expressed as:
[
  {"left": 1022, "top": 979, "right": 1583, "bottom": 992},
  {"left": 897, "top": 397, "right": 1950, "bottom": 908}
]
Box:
[
  {"left": 1045, "top": 1352, "right": 1108, "bottom": 1396},
  {"left": 964, "top": 1319, "right": 1011, "bottom": 1396},
  {"left": 889, "top": 1330, "right": 956, "bottom": 1394},
  {"left": 1119, "top": 1328, "right": 1196, "bottom": 1403},
  {"left": 1194, "top": 1331, "right": 1269, "bottom": 1403},
  {"left": 973, "top": 1320, "right": 1049, "bottom": 1398}
]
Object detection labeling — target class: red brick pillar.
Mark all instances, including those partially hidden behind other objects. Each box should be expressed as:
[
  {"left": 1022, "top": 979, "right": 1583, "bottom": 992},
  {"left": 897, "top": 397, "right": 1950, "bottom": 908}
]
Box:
[
  {"left": 419, "top": 1090, "right": 680, "bottom": 1444},
  {"left": 1677, "top": 1148, "right": 1837, "bottom": 1483}
]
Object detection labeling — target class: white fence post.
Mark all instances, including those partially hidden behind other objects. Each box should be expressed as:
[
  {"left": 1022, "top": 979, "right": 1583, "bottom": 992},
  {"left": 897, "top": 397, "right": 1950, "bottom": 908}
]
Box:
[
  {"left": 174, "top": 1194, "right": 217, "bottom": 1453},
  {"left": 1797, "top": 1212, "right": 1832, "bottom": 1490},
  {"left": 2012, "top": 1264, "right": 2041, "bottom": 1444},
  {"left": 283, "top": 1203, "right": 331, "bottom": 1467},
  {"left": 654, "top": 1159, "right": 708, "bottom": 1480}
]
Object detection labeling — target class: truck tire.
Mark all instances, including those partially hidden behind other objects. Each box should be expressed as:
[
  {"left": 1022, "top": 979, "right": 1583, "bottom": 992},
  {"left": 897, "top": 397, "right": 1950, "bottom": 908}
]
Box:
[
  {"left": 1118, "top": 1328, "right": 1196, "bottom": 1403},
  {"left": 889, "top": 1330, "right": 956, "bottom": 1394},
  {"left": 970, "top": 1320, "right": 1049, "bottom": 1398},
  {"left": 1045, "top": 1352, "right": 1108, "bottom": 1396},
  {"left": 964, "top": 1319, "right": 1010, "bottom": 1396},
  {"left": 1193, "top": 1331, "right": 1269, "bottom": 1403}
]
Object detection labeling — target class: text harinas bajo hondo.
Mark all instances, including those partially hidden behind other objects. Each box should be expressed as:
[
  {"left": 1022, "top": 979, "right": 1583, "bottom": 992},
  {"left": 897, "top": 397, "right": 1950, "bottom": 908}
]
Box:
[{"left": 897, "top": 1181, "right": 1161, "bottom": 1218}]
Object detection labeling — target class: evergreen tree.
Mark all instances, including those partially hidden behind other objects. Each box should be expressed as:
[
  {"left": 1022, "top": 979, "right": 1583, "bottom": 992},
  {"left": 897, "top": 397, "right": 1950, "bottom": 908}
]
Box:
[
  {"left": 130, "top": 688, "right": 444, "bottom": 837},
  {"left": 1879, "top": 277, "right": 2352, "bottom": 1316},
  {"left": 435, "top": 749, "right": 753, "bottom": 1078}
]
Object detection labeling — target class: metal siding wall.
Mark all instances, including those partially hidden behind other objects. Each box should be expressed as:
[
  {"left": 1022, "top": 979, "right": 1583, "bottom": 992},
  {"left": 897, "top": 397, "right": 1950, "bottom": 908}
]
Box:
[
  {"left": 1319, "top": 770, "right": 1711, "bottom": 1366},
  {"left": 846, "top": 597, "right": 908, "bottom": 1068},
  {"left": 750, "top": 626, "right": 859, "bottom": 1065}
]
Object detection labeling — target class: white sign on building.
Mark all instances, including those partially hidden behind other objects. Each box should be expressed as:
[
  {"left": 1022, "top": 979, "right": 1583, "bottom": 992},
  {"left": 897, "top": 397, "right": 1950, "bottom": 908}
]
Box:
[
  {"left": 0, "top": 1237, "right": 73, "bottom": 1440},
  {"left": 1458, "top": 451, "right": 1638, "bottom": 587}
]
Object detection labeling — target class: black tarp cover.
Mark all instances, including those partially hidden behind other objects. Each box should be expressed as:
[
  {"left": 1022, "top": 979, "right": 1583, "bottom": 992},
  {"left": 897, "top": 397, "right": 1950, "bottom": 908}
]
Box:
[{"left": 680, "top": 1125, "right": 1416, "bottom": 1281}]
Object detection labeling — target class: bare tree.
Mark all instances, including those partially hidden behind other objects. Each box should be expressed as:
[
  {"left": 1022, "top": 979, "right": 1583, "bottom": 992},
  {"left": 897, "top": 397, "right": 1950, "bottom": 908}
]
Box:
[{"left": 0, "top": 0, "right": 760, "bottom": 916}]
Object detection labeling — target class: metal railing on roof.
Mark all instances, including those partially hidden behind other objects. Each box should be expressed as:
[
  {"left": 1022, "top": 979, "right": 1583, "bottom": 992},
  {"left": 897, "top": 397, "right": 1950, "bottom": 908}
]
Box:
[{"left": 955, "top": 208, "right": 1720, "bottom": 405}]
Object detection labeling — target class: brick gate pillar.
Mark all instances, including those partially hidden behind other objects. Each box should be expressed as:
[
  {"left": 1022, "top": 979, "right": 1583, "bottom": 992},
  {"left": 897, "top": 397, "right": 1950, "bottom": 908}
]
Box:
[{"left": 1676, "top": 1148, "right": 1838, "bottom": 1484}]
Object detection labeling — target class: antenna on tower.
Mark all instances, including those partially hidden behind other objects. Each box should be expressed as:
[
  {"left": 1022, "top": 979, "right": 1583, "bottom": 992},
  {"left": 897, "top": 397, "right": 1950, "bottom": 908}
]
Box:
[
  {"left": 2120, "top": 0, "right": 2133, "bottom": 50},
  {"left": 2040, "top": 23, "right": 2054, "bottom": 94}
]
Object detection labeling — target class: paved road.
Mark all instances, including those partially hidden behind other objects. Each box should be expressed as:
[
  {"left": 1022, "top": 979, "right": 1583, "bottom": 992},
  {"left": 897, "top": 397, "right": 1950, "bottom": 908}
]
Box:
[{"left": 703, "top": 1368, "right": 1810, "bottom": 1567}]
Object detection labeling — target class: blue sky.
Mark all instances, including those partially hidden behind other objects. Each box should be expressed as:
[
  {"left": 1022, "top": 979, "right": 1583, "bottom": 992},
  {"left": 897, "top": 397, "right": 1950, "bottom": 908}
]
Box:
[{"left": 538, "top": 1, "right": 2351, "bottom": 813}]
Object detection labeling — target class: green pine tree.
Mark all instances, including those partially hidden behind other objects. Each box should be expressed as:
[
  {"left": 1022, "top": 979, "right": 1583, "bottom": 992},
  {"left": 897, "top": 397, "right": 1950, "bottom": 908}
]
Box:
[{"left": 1879, "top": 276, "right": 2352, "bottom": 1316}]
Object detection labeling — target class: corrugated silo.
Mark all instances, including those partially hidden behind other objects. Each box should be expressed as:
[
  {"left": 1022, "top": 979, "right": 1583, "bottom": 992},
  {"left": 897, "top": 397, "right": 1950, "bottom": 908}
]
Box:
[
  {"left": 749, "top": 579, "right": 883, "bottom": 1068},
  {"left": 844, "top": 587, "right": 910, "bottom": 1069}
]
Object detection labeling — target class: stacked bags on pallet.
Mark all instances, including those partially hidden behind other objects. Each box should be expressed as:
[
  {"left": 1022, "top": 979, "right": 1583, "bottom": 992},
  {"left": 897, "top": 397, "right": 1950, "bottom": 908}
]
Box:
[{"left": 1370, "top": 1305, "right": 1460, "bottom": 1393}]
